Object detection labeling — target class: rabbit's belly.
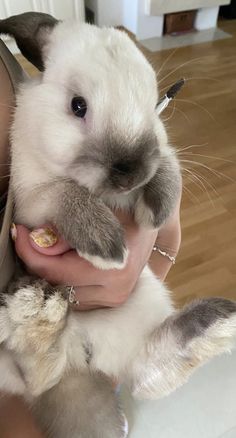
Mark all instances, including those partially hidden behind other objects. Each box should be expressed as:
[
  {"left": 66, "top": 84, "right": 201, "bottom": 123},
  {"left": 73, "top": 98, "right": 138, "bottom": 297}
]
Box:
[
  {"left": 66, "top": 266, "right": 174, "bottom": 379},
  {"left": 0, "top": 266, "right": 173, "bottom": 401}
]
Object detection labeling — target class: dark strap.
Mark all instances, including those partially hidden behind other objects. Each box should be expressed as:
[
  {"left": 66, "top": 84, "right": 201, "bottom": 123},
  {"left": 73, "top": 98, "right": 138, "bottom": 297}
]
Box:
[{"left": 0, "top": 40, "right": 28, "bottom": 292}]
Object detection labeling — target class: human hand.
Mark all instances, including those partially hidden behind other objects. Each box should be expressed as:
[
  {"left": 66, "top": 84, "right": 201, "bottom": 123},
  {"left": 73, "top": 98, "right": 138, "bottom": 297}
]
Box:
[{"left": 13, "top": 211, "right": 158, "bottom": 310}]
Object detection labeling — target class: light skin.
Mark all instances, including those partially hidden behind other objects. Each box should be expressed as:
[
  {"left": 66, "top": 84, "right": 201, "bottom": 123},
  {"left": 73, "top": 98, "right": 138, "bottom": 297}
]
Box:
[{"left": 13, "top": 202, "right": 181, "bottom": 310}]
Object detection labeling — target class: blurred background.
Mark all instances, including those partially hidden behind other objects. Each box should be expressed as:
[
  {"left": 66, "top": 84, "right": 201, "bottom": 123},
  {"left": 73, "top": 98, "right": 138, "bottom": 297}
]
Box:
[{"left": 1, "top": 2, "right": 236, "bottom": 436}]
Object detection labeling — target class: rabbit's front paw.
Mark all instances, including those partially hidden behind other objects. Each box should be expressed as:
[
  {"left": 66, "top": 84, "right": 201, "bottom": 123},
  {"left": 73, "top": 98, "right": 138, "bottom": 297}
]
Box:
[
  {"left": 135, "top": 195, "right": 157, "bottom": 229},
  {"left": 135, "top": 190, "right": 172, "bottom": 229},
  {"left": 62, "top": 213, "right": 128, "bottom": 270},
  {"left": 55, "top": 183, "right": 128, "bottom": 269},
  {"left": 76, "top": 219, "right": 128, "bottom": 270},
  {"left": 77, "top": 247, "right": 129, "bottom": 270},
  {"left": 135, "top": 159, "right": 182, "bottom": 229}
]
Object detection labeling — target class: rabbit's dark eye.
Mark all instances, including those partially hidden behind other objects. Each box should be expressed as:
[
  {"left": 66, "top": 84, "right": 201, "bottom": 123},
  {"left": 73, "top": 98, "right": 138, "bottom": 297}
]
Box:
[{"left": 71, "top": 96, "right": 87, "bottom": 118}]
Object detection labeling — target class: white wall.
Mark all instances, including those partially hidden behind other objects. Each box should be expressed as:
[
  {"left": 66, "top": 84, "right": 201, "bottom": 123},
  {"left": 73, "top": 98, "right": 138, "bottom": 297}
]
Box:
[
  {"left": 0, "top": 0, "right": 85, "bottom": 54},
  {"left": 91, "top": 0, "right": 164, "bottom": 40},
  {"left": 195, "top": 6, "right": 220, "bottom": 30},
  {"left": 123, "top": 0, "right": 138, "bottom": 35},
  {"left": 87, "top": 0, "right": 225, "bottom": 40},
  {"left": 136, "top": 0, "right": 164, "bottom": 40},
  {"left": 148, "top": 0, "right": 230, "bottom": 15},
  {"left": 0, "top": 0, "right": 85, "bottom": 20},
  {"left": 89, "top": 0, "right": 123, "bottom": 27}
]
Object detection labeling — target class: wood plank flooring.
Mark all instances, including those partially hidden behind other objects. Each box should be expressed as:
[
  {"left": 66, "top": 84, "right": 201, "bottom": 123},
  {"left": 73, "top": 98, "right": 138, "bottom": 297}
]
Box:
[
  {"left": 16, "top": 19, "right": 236, "bottom": 306},
  {"left": 147, "top": 20, "right": 236, "bottom": 305}
]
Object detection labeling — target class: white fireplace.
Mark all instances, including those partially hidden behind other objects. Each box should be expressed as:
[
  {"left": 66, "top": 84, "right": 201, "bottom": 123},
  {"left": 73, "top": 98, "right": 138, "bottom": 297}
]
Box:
[{"left": 86, "top": 0, "right": 231, "bottom": 41}]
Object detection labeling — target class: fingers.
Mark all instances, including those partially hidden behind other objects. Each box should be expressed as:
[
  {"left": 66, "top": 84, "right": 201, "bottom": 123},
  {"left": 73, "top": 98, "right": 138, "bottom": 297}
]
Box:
[
  {"left": 14, "top": 225, "right": 116, "bottom": 286},
  {"left": 69, "top": 285, "right": 119, "bottom": 309},
  {"left": 14, "top": 225, "right": 134, "bottom": 310},
  {"left": 13, "top": 221, "right": 158, "bottom": 309},
  {"left": 71, "top": 280, "right": 133, "bottom": 310}
]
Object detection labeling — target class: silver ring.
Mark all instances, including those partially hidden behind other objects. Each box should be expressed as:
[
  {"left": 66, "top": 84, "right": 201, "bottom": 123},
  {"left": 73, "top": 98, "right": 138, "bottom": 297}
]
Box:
[{"left": 67, "top": 286, "right": 80, "bottom": 306}]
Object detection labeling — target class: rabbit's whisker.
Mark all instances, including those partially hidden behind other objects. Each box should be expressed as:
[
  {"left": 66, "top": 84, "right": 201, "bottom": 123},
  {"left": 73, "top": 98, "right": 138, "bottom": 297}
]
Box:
[
  {"left": 180, "top": 159, "right": 235, "bottom": 183},
  {"left": 156, "top": 47, "right": 180, "bottom": 78},
  {"left": 158, "top": 56, "right": 213, "bottom": 85},
  {"left": 178, "top": 152, "right": 234, "bottom": 165},
  {"left": 176, "top": 143, "right": 208, "bottom": 153},
  {"left": 161, "top": 101, "right": 176, "bottom": 122},
  {"left": 182, "top": 179, "right": 201, "bottom": 204},
  {"left": 159, "top": 76, "right": 220, "bottom": 95},
  {"left": 182, "top": 168, "right": 216, "bottom": 208},
  {"left": 174, "top": 98, "right": 215, "bottom": 121},
  {"left": 165, "top": 104, "right": 191, "bottom": 125}
]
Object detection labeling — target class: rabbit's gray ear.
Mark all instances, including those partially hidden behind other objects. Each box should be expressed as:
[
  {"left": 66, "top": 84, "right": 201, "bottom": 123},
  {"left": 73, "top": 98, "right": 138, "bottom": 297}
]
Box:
[{"left": 0, "top": 12, "right": 59, "bottom": 71}]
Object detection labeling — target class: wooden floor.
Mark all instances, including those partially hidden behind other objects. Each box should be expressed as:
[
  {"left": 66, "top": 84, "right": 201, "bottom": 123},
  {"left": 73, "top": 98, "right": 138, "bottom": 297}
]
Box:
[
  {"left": 147, "top": 20, "right": 236, "bottom": 306},
  {"left": 17, "top": 20, "right": 236, "bottom": 306}
]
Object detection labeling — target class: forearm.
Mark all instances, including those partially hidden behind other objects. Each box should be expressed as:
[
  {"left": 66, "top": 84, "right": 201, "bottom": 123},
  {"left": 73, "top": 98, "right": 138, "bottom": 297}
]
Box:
[
  {"left": 0, "top": 393, "right": 44, "bottom": 438},
  {"left": 150, "top": 198, "right": 181, "bottom": 281}
]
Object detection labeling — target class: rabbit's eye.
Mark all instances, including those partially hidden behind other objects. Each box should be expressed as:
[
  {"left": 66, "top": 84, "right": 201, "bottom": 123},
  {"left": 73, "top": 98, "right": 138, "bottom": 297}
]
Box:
[{"left": 71, "top": 96, "right": 87, "bottom": 118}]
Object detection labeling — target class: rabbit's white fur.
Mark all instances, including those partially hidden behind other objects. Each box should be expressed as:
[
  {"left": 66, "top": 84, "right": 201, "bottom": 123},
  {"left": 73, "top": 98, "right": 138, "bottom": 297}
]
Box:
[
  {"left": 11, "top": 22, "right": 168, "bottom": 226},
  {"left": 1, "top": 268, "right": 236, "bottom": 407},
  {"left": 0, "top": 267, "right": 172, "bottom": 396},
  {"left": 0, "top": 16, "right": 236, "bottom": 438}
]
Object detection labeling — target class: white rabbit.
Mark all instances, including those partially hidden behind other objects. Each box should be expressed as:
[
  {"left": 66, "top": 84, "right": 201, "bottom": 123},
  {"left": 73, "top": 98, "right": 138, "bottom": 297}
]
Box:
[{"left": 0, "top": 13, "right": 236, "bottom": 438}]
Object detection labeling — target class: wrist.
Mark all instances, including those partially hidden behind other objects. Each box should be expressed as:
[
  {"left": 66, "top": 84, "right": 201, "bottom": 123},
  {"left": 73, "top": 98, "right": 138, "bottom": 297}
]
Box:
[
  {"left": 153, "top": 245, "right": 176, "bottom": 265},
  {"left": 149, "top": 250, "right": 175, "bottom": 281}
]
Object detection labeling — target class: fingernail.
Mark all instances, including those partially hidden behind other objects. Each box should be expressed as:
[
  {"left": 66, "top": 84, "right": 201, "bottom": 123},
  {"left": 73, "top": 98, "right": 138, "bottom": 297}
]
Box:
[
  {"left": 30, "top": 227, "right": 58, "bottom": 248},
  {"left": 10, "top": 223, "right": 17, "bottom": 241}
]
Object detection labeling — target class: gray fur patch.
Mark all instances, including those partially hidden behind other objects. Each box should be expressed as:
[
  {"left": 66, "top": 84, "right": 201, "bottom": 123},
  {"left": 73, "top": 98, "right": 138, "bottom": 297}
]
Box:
[
  {"left": 75, "top": 130, "right": 160, "bottom": 193},
  {"left": 54, "top": 180, "right": 126, "bottom": 263},
  {"left": 174, "top": 298, "right": 236, "bottom": 344},
  {"left": 141, "top": 153, "right": 181, "bottom": 227},
  {"left": 82, "top": 340, "right": 93, "bottom": 365},
  {"left": 34, "top": 371, "right": 127, "bottom": 438}
]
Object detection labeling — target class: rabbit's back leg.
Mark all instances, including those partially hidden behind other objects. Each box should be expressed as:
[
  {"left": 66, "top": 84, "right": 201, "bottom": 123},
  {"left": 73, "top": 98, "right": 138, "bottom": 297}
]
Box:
[
  {"left": 34, "top": 370, "right": 128, "bottom": 438},
  {"left": 1, "top": 277, "right": 70, "bottom": 396},
  {"left": 131, "top": 297, "right": 236, "bottom": 399}
]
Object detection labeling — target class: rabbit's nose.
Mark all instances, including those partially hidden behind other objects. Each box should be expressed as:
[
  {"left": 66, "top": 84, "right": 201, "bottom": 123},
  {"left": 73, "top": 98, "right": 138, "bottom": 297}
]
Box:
[
  {"left": 112, "top": 161, "right": 132, "bottom": 175},
  {"left": 110, "top": 161, "right": 134, "bottom": 190}
]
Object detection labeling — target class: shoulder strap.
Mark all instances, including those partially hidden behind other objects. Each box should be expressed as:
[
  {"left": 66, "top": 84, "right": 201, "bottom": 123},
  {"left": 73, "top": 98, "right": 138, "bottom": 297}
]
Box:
[{"left": 0, "top": 40, "right": 27, "bottom": 292}]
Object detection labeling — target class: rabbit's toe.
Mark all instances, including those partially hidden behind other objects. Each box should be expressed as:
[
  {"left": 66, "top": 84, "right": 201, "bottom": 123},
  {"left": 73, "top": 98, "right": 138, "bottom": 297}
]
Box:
[
  {"left": 6, "top": 279, "right": 68, "bottom": 325},
  {"left": 4, "top": 279, "right": 68, "bottom": 357},
  {"left": 77, "top": 247, "right": 129, "bottom": 270}
]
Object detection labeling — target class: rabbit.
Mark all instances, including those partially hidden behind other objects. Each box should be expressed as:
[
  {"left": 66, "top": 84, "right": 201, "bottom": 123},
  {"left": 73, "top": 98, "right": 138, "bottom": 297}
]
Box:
[{"left": 0, "top": 12, "right": 236, "bottom": 438}]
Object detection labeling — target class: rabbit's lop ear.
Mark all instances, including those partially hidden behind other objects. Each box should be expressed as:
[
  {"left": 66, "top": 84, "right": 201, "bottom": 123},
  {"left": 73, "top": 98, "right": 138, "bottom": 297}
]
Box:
[{"left": 0, "top": 12, "right": 59, "bottom": 71}]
